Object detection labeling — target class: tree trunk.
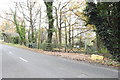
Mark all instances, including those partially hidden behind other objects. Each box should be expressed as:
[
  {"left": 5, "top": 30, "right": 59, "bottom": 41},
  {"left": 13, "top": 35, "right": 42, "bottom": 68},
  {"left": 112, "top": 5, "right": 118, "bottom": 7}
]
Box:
[
  {"left": 59, "top": 13, "right": 62, "bottom": 45},
  {"left": 64, "top": 21, "right": 67, "bottom": 52},
  {"left": 55, "top": 7, "right": 59, "bottom": 44},
  {"left": 44, "top": 1, "right": 54, "bottom": 50},
  {"left": 37, "top": 9, "right": 41, "bottom": 49},
  {"left": 72, "top": 26, "right": 74, "bottom": 47},
  {"left": 29, "top": 6, "right": 34, "bottom": 43}
]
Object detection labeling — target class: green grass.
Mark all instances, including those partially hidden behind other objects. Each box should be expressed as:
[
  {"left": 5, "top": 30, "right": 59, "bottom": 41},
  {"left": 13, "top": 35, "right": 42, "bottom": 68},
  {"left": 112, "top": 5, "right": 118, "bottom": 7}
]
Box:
[{"left": 0, "top": 41, "right": 24, "bottom": 47}]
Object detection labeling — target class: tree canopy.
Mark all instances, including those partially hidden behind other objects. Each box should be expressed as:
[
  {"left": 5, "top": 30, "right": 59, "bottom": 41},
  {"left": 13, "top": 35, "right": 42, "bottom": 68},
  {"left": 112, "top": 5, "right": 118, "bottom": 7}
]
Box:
[{"left": 84, "top": 2, "right": 120, "bottom": 61}]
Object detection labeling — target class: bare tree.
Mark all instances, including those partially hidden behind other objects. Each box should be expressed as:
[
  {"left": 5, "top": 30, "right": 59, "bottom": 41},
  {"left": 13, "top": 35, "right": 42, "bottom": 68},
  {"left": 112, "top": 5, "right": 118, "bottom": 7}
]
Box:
[
  {"left": 53, "top": 0, "right": 70, "bottom": 45},
  {"left": 44, "top": 0, "right": 54, "bottom": 44},
  {"left": 16, "top": 0, "right": 41, "bottom": 43}
]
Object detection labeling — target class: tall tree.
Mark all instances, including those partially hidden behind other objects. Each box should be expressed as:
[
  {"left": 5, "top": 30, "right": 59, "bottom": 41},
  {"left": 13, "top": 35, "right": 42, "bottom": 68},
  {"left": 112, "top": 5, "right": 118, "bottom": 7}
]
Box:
[
  {"left": 84, "top": 2, "right": 120, "bottom": 61},
  {"left": 53, "top": 1, "right": 70, "bottom": 45},
  {"left": 16, "top": 0, "right": 41, "bottom": 43},
  {"left": 44, "top": 0, "right": 54, "bottom": 50},
  {"left": 0, "top": 4, "right": 26, "bottom": 45},
  {"left": 37, "top": 7, "right": 42, "bottom": 49}
]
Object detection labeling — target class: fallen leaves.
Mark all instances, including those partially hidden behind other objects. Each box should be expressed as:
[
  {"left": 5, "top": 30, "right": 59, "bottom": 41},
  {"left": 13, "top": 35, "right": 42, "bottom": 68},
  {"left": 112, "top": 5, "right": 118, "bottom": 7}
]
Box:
[
  {"left": 1, "top": 42, "right": 120, "bottom": 68},
  {"left": 27, "top": 48, "right": 120, "bottom": 68}
]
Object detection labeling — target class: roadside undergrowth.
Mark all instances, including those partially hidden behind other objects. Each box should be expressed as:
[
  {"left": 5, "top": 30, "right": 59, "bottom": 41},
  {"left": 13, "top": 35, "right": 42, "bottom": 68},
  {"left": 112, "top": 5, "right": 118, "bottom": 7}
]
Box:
[{"left": 1, "top": 42, "right": 120, "bottom": 68}]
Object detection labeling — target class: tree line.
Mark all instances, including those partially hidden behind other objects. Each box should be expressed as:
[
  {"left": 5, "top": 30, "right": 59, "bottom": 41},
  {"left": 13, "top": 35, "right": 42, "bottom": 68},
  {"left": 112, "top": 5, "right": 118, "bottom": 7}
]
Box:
[{"left": 0, "top": 0, "right": 119, "bottom": 62}]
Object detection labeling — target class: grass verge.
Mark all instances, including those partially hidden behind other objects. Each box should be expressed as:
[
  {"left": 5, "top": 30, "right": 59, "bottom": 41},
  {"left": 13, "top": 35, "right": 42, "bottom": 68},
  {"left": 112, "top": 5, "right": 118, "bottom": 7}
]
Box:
[{"left": 1, "top": 42, "right": 120, "bottom": 68}]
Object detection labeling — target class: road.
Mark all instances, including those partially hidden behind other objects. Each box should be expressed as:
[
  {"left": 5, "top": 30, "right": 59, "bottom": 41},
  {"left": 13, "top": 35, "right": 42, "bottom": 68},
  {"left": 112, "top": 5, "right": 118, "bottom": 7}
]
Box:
[
  {"left": 0, "top": 44, "right": 118, "bottom": 78},
  {"left": 0, "top": 44, "right": 2, "bottom": 79}
]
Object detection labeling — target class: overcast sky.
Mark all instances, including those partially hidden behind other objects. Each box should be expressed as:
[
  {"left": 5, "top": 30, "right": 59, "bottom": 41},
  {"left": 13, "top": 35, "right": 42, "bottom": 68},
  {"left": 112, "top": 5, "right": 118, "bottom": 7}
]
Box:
[
  {"left": 0, "top": 0, "right": 45, "bottom": 13},
  {"left": 0, "top": 0, "right": 22, "bottom": 12},
  {"left": 0, "top": 0, "right": 25, "bottom": 23},
  {"left": 0, "top": 0, "right": 10, "bottom": 13},
  {"left": 0, "top": 0, "right": 120, "bottom": 13},
  {"left": 0, "top": 0, "right": 46, "bottom": 23}
]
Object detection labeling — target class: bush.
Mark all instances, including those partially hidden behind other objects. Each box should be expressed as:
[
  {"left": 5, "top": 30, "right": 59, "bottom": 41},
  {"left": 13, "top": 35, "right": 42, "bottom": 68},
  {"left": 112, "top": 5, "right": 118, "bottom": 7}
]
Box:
[
  {"left": 11, "top": 36, "right": 19, "bottom": 44},
  {"left": 39, "top": 43, "right": 63, "bottom": 51},
  {"left": 28, "top": 42, "right": 37, "bottom": 48},
  {"left": 41, "top": 43, "right": 53, "bottom": 51},
  {"left": 86, "top": 45, "right": 96, "bottom": 54}
]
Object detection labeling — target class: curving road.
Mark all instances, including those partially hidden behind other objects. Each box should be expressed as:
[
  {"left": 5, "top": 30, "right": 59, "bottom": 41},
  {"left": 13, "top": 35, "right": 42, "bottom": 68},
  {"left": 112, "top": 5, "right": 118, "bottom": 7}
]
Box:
[{"left": 0, "top": 44, "right": 118, "bottom": 78}]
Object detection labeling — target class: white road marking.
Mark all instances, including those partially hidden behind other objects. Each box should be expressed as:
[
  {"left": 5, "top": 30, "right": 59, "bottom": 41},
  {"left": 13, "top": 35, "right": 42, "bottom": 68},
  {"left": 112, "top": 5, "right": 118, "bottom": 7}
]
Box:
[
  {"left": 77, "top": 73, "right": 87, "bottom": 78},
  {"left": 59, "top": 79, "right": 64, "bottom": 80},
  {"left": 19, "top": 57, "right": 28, "bottom": 62},
  {"left": 8, "top": 51, "right": 13, "bottom": 55},
  {"left": 97, "top": 66, "right": 118, "bottom": 72}
]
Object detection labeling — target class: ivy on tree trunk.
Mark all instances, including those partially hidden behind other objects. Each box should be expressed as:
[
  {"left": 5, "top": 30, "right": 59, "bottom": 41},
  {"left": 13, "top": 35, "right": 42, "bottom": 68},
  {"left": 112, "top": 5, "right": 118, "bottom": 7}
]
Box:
[
  {"left": 84, "top": 2, "right": 120, "bottom": 62},
  {"left": 44, "top": 0, "right": 54, "bottom": 50}
]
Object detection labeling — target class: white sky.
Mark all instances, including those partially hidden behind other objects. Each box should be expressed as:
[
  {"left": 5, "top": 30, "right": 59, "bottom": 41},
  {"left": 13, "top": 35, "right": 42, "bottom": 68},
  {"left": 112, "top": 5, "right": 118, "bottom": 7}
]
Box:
[
  {"left": 0, "top": 0, "right": 26, "bottom": 23},
  {"left": 0, "top": 0, "right": 9, "bottom": 13},
  {"left": 0, "top": 0, "right": 45, "bottom": 13},
  {"left": 0, "top": 0, "right": 23, "bottom": 13},
  {"left": 0, "top": 0, "right": 45, "bottom": 23}
]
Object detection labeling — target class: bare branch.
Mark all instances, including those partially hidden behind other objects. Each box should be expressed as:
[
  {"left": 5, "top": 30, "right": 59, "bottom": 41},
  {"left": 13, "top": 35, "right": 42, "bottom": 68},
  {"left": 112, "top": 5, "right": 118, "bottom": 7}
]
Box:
[
  {"left": 0, "top": 16, "right": 14, "bottom": 23},
  {"left": 71, "top": 29, "right": 91, "bottom": 39}
]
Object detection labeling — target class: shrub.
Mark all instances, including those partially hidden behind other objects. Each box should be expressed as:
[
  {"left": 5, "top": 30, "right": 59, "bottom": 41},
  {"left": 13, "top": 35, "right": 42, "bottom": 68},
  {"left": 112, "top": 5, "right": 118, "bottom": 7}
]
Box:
[{"left": 11, "top": 36, "right": 19, "bottom": 44}]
